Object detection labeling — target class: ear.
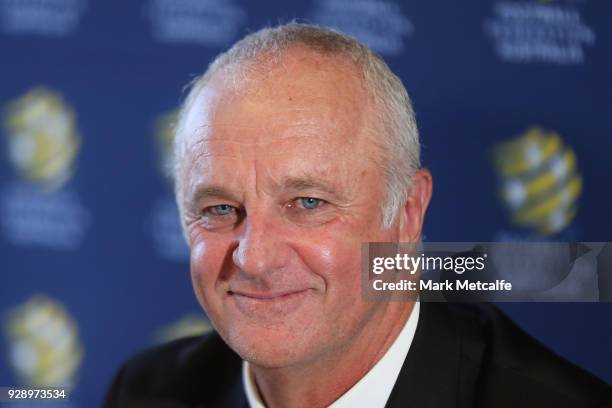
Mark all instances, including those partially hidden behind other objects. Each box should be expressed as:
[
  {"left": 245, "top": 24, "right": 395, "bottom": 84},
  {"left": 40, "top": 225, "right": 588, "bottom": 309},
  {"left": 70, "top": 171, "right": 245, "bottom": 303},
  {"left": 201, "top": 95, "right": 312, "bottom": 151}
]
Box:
[{"left": 398, "top": 169, "right": 433, "bottom": 242}]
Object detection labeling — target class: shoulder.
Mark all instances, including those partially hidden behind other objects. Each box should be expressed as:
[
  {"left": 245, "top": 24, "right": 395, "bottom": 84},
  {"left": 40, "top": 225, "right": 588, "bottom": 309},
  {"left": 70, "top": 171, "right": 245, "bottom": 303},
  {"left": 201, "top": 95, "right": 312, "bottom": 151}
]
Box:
[
  {"left": 103, "top": 332, "right": 243, "bottom": 408},
  {"left": 446, "top": 303, "right": 612, "bottom": 407}
]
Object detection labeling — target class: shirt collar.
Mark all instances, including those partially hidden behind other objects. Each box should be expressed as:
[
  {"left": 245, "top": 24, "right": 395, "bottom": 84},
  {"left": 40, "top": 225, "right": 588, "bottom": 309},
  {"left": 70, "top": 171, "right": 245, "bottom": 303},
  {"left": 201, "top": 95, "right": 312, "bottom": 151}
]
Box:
[{"left": 243, "top": 301, "right": 420, "bottom": 408}]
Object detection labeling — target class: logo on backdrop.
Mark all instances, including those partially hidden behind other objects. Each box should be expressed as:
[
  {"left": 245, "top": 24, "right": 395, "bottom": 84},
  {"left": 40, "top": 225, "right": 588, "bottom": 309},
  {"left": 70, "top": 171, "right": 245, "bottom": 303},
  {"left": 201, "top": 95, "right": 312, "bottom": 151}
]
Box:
[
  {"left": 1, "top": 87, "right": 90, "bottom": 250},
  {"left": 145, "top": 0, "right": 246, "bottom": 47},
  {"left": 3, "top": 295, "right": 83, "bottom": 388},
  {"left": 308, "top": 0, "right": 413, "bottom": 56},
  {"left": 4, "top": 87, "right": 80, "bottom": 191},
  {"left": 153, "top": 109, "right": 177, "bottom": 185},
  {"left": 492, "top": 126, "right": 582, "bottom": 237},
  {"left": 0, "top": 0, "right": 87, "bottom": 37},
  {"left": 152, "top": 314, "right": 212, "bottom": 345},
  {"left": 483, "top": 0, "right": 595, "bottom": 65},
  {"left": 149, "top": 109, "right": 189, "bottom": 261}
]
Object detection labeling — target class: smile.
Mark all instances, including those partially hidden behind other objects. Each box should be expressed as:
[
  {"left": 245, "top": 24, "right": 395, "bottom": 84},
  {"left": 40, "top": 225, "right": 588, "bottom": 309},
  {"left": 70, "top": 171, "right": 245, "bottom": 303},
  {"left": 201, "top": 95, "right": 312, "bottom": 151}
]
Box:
[
  {"left": 228, "top": 289, "right": 309, "bottom": 300},
  {"left": 227, "top": 288, "right": 312, "bottom": 317}
]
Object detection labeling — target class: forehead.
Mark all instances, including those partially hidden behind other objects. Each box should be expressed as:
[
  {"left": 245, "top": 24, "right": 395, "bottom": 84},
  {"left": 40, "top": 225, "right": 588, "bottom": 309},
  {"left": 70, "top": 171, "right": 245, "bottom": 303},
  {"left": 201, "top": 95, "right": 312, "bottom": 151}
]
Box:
[
  {"left": 177, "top": 49, "right": 390, "bottom": 202},
  {"left": 183, "top": 48, "right": 376, "bottom": 151}
]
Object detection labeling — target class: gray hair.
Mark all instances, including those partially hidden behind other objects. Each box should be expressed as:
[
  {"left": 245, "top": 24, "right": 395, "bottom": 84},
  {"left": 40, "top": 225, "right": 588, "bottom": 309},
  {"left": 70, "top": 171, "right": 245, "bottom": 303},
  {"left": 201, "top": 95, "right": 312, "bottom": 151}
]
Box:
[{"left": 174, "top": 22, "right": 420, "bottom": 229}]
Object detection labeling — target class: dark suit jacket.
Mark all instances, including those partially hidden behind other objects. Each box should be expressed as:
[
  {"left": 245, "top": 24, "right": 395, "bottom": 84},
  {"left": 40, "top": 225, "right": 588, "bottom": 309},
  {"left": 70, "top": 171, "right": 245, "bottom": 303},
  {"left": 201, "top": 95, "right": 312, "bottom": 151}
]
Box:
[{"left": 103, "top": 302, "right": 612, "bottom": 407}]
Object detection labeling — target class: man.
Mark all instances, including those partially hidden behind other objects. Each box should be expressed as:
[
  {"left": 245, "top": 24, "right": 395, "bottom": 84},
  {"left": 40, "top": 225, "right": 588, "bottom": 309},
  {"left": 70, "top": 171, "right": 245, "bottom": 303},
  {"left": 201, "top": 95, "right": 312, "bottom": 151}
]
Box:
[{"left": 104, "top": 23, "right": 611, "bottom": 407}]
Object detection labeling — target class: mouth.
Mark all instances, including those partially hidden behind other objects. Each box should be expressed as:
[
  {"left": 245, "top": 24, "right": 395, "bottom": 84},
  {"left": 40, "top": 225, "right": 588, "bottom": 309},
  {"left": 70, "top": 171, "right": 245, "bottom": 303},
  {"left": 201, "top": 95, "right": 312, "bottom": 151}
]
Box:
[
  {"left": 227, "top": 288, "right": 312, "bottom": 317},
  {"left": 228, "top": 289, "right": 310, "bottom": 300}
]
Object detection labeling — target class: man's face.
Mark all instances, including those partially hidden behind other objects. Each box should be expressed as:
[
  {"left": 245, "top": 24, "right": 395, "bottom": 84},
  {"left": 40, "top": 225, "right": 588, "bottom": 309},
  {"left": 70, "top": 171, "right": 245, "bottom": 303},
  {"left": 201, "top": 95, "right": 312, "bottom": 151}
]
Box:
[{"left": 179, "top": 49, "right": 402, "bottom": 368}]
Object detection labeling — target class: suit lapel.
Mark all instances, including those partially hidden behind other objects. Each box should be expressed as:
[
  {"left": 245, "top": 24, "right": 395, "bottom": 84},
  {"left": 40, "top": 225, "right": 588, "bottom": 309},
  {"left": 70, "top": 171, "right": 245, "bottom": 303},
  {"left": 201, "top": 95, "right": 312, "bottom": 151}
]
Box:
[{"left": 385, "top": 302, "right": 485, "bottom": 408}]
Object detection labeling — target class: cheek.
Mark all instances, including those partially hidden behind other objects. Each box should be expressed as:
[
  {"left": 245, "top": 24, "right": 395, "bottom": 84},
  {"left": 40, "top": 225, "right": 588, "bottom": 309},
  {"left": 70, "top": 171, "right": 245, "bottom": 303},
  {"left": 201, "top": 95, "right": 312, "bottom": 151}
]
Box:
[
  {"left": 292, "top": 232, "right": 383, "bottom": 345},
  {"left": 296, "top": 231, "right": 363, "bottom": 298},
  {"left": 293, "top": 218, "right": 396, "bottom": 320},
  {"left": 298, "top": 212, "right": 394, "bottom": 286},
  {"left": 190, "top": 237, "right": 231, "bottom": 309}
]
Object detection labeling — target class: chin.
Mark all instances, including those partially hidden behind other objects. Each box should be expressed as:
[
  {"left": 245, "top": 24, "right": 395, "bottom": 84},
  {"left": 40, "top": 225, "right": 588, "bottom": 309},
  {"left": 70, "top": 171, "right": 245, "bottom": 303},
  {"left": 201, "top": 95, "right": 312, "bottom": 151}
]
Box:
[{"left": 222, "top": 323, "right": 320, "bottom": 369}]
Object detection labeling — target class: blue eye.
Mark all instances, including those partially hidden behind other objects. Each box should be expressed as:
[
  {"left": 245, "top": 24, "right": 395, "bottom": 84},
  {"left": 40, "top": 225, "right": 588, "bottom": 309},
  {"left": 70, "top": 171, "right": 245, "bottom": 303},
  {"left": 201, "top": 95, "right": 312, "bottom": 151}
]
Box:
[
  {"left": 209, "top": 204, "right": 235, "bottom": 215},
  {"left": 298, "top": 197, "right": 322, "bottom": 210}
]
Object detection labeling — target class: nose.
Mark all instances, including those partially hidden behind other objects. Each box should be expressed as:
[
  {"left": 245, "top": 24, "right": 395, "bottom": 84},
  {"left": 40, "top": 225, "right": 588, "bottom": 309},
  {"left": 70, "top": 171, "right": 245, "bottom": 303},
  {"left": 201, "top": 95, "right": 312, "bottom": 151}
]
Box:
[{"left": 232, "top": 210, "right": 290, "bottom": 279}]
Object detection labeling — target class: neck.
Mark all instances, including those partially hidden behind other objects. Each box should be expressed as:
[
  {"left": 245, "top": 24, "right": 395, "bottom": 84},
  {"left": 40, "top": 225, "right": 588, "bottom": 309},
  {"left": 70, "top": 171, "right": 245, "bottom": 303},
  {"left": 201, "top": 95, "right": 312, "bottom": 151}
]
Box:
[{"left": 250, "top": 301, "right": 415, "bottom": 408}]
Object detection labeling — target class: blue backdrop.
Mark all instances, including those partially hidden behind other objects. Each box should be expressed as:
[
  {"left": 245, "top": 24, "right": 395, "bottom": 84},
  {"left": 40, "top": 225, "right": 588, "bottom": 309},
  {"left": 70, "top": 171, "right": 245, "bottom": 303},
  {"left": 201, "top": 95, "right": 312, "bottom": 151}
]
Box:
[{"left": 1, "top": 0, "right": 611, "bottom": 406}]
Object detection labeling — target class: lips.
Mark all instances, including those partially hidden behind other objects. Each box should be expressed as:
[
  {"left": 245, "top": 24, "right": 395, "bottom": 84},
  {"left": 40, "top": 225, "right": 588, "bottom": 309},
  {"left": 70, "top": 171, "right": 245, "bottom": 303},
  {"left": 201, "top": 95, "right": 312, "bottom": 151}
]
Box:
[
  {"left": 227, "top": 288, "right": 312, "bottom": 317},
  {"left": 228, "top": 289, "right": 309, "bottom": 300}
]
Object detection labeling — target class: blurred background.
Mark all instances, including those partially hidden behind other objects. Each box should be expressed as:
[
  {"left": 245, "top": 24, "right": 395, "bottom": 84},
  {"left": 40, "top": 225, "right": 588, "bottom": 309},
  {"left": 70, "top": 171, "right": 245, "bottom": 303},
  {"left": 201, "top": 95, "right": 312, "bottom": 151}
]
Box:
[{"left": 1, "top": 0, "right": 611, "bottom": 406}]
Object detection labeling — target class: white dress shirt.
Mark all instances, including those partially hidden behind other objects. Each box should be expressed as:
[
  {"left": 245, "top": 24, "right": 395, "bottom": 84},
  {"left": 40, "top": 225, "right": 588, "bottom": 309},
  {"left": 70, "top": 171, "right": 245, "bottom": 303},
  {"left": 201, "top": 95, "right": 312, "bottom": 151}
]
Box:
[{"left": 243, "top": 301, "right": 420, "bottom": 408}]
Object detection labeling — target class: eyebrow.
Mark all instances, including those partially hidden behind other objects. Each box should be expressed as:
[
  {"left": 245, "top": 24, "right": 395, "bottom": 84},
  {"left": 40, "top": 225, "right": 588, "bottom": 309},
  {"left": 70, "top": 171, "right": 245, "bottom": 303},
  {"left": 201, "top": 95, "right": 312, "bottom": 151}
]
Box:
[
  {"left": 281, "top": 176, "right": 349, "bottom": 203},
  {"left": 187, "top": 175, "right": 346, "bottom": 210},
  {"left": 282, "top": 176, "right": 338, "bottom": 195},
  {"left": 188, "top": 185, "right": 240, "bottom": 210}
]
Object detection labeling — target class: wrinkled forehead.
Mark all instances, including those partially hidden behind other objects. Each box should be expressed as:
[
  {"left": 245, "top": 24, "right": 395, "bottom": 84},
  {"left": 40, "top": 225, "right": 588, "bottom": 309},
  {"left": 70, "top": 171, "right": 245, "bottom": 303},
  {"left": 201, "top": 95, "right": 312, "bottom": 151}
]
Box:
[{"left": 180, "top": 48, "right": 380, "bottom": 159}]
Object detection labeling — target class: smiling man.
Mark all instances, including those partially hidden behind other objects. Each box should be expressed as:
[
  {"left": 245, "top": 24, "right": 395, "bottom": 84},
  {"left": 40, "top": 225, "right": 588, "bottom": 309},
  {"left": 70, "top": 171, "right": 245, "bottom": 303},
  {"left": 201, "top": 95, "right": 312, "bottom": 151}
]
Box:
[{"left": 105, "top": 23, "right": 611, "bottom": 408}]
